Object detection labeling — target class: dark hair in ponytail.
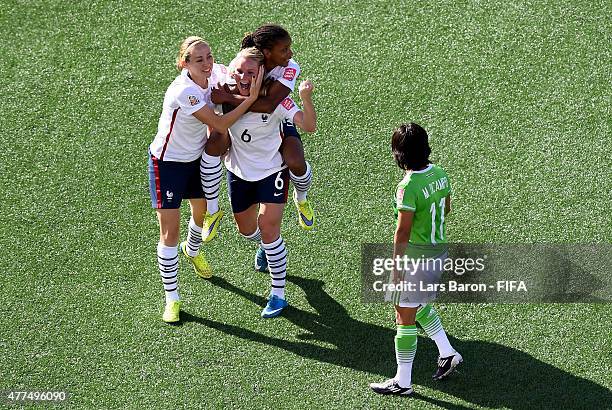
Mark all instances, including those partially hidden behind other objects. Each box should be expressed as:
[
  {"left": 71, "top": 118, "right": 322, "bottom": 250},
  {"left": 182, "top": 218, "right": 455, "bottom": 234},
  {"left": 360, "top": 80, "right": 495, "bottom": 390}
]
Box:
[
  {"left": 240, "top": 24, "right": 290, "bottom": 51},
  {"left": 241, "top": 32, "right": 256, "bottom": 49}
]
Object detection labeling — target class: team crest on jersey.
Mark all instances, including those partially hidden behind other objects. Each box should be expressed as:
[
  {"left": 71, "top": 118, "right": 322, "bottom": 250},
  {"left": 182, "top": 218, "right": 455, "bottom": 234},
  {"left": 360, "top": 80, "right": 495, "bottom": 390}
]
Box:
[
  {"left": 188, "top": 95, "right": 200, "bottom": 106},
  {"left": 281, "top": 98, "right": 295, "bottom": 110},
  {"left": 261, "top": 114, "right": 269, "bottom": 123},
  {"left": 283, "top": 68, "right": 297, "bottom": 80}
]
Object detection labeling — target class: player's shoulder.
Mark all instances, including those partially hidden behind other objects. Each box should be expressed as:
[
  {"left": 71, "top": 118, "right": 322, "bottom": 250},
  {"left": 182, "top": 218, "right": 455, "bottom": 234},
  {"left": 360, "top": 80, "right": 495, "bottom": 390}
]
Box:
[
  {"left": 430, "top": 163, "right": 450, "bottom": 178},
  {"left": 397, "top": 166, "right": 432, "bottom": 190},
  {"left": 164, "top": 75, "right": 197, "bottom": 107},
  {"left": 166, "top": 73, "right": 185, "bottom": 93},
  {"left": 268, "top": 59, "right": 300, "bottom": 80},
  {"left": 170, "top": 70, "right": 203, "bottom": 97},
  {"left": 176, "top": 86, "right": 205, "bottom": 110},
  {"left": 286, "top": 58, "right": 300, "bottom": 70},
  {"left": 211, "top": 63, "right": 229, "bottom": 83},
  {"left": 396, "top": 172, "right": 413, "bottom": 190},
  {"left": 282, "top": 59, "right": 300, "bottom": 81},
  {"left": 169, "top": 83, "right": 206, "bottom": 111}
]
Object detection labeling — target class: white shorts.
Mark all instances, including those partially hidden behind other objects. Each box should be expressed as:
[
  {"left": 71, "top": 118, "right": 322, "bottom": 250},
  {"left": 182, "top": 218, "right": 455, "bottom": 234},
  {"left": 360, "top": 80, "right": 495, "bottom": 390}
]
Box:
[{"left": 385, "top": 252, "right": 447, "bottom": 307}]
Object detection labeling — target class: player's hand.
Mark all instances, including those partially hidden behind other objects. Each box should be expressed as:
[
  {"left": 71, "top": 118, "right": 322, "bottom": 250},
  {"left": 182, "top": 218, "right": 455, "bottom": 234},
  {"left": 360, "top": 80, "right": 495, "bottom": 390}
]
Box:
[
  {"left": 259, "top": 78, "right": 274, "bottom": 97},
  {"left": 211, "top": 82, "right": 231, "bottom": 104},
  {"left": 298, "top": 80, "right": 314, "bottom": 99},
  {"left": 249, "top": 66, "right": 264, "bottom": 98}
]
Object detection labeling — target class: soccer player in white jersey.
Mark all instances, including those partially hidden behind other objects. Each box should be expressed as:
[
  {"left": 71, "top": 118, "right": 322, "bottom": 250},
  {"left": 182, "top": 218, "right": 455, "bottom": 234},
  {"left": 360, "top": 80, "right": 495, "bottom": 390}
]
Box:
[
  {"left": 148, "top": 36, "right": 262, "bottom": 323},
  {"left": 209, "top": 47, "right": 316, "bottom": 318},
  {"left": 204, "top": 24, "right": 316, "bottom": 239}
]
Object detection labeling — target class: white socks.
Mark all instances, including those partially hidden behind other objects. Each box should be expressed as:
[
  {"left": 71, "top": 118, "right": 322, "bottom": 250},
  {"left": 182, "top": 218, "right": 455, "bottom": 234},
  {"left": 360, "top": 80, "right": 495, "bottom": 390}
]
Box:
[
  {"left": 289, "top": 161, "right": 312, "bottom": 202},
  {"left": 185, "top": 217, "right": 203, "bottom": 257},
  {"left": 261, "top": 237, "right": 287, "bottom": 299},
  {"left": 157, "top": 243, "right": 179, "bottom": 302},
  {"left": 201, "top": 151, "right": 222, "bottom": 214}
]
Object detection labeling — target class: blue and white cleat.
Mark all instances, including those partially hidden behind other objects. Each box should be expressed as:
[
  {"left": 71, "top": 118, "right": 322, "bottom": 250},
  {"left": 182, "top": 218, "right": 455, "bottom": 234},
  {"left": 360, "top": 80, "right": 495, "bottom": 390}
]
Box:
[
  {"left": 254, "top": 246, "right": 269, "bottom": 273},
  {"left": 261, "top": 295, "right": 288, "bottom": 318}
]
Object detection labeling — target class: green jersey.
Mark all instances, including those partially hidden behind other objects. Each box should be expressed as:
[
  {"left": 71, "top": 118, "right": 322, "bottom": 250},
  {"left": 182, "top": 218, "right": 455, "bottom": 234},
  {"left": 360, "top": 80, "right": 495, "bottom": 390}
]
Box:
[{"left": 394, "top": 164, "right": 451, "bottom": 246}]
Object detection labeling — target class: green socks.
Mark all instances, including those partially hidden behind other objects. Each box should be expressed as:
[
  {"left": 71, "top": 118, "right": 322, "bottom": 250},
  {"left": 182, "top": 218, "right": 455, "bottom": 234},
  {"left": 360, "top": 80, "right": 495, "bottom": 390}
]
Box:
[{"left": 395, "top": 325, "right": 417, "bottom": 387}]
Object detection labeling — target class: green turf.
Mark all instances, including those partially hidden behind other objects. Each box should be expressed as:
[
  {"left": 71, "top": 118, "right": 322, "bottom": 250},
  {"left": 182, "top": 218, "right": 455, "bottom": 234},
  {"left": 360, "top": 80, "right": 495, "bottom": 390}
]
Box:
[{"left": 1, "top": 0, "right": 610, "bottom": 408}]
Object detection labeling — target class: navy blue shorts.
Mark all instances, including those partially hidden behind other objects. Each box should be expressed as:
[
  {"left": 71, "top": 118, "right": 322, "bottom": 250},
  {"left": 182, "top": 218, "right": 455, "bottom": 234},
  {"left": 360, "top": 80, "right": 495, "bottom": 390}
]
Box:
[
  {"left": 282, "top": 120, "right": 301, "bottom": 141},
  {"left": 148, "top": 153, "right": 204, "bottom": 209},
  {"left": 227, "top": 169, "right": 290, "bottom": 214}
]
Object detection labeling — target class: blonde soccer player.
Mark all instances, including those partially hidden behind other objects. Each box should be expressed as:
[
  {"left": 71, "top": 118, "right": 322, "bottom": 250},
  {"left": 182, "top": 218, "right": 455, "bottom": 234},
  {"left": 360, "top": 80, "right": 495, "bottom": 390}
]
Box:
[
  {"left": 208, "top": 47, "right": 316, "bottom": 318},
  {"left": 203, "top": 24, "right": 316, "bottom": 239},
  {"left": 148, "top": 36, "right": 262, "bottom": 323}
]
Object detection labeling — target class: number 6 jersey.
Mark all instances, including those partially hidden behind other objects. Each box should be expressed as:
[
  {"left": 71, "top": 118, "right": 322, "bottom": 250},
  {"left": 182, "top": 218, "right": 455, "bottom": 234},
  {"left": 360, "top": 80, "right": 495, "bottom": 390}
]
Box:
[{"left": 221, "top": 97, "right": 300, "bottom": 181}]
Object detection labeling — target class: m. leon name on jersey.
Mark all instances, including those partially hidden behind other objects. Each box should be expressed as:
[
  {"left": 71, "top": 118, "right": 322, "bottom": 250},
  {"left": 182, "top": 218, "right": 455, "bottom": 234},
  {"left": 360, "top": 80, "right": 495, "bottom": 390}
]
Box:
[{"left": 422, "top": 176, "right": 449, "bottom": 199}]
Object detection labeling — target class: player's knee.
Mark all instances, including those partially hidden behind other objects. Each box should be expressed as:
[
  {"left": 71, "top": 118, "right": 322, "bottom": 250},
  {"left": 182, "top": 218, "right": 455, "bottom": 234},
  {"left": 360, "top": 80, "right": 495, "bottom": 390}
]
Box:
[
  {"left": 237, "top": 226, "right": 255, "bottom": 237},
  {"left": 159, "top": 230, "right": 179, "bottom": 247},
  {"left": 283, "top": 150, "right": 306, "bottom": 175},
  {"left": 258, "top": 219, "right": 281, "bottom": 242},
  {"left": 281, "top": 138, "right": 306, "bottom": 174},
  {"left": 234, "top": 218, "right": 257, "bottom": 238},
  {"left": 205, "top": 134, "right": 230, "bottom": 156},
  {"left": 286, "top": 155, "right": 306, "bottom": 174},
  {"left": 395, "top": 307, "right": 417, "bottom": 326}
]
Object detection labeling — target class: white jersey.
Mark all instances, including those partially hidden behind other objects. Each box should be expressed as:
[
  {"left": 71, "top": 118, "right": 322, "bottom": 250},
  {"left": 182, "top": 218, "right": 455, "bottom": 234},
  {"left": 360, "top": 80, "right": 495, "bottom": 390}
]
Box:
[
  {"left": 149, "top": 64, "right": 229, "bottom": 162},
  {"left": 266, "top": 59, "right": 300, "bottom": 92},
  {"left": 223, "top": 97, "right": 301, "bottom": 181}
]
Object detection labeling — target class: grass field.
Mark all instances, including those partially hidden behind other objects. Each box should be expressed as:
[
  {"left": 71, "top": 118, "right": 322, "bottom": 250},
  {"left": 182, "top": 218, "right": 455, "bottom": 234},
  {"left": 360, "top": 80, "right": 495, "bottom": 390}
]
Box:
[{"left": 1, "top": 0, "right": 611, "bottom": 408}]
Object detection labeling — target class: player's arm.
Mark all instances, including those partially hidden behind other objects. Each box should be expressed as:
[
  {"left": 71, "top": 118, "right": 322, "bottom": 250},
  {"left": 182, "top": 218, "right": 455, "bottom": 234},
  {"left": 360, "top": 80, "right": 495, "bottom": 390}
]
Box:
[
  {"left": 291, "top": 80, "right": 317, "bottom": 133},
  {"left": 394, "top": 210, "right": 414, "bottom": 256},
  {"left": 445, "top": 194, "right": 452, "bottom": 215},
  {"left": 212, "top": 80, "right": 290, "bottom": 114},
  {"left": 193, "top": 69, "right": 263, "bottom": 130},
  {"left": 393, "top": 210, "right": 414, "bottom": 282}
]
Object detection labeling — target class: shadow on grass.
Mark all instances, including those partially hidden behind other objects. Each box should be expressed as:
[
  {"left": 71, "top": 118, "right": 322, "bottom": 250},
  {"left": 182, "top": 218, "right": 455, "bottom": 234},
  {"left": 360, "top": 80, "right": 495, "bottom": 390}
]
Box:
[{"left": 182, "top": 275, "right": 611, "bottom": 409}]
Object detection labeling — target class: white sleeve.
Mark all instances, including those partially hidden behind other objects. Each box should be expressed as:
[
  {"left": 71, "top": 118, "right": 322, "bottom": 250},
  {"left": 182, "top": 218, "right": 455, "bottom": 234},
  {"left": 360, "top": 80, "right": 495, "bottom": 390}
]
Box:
[
  {"left": 275, "top": 60, "right": 301, "bottom": 91},
  {"left": 176, "top": 86, "right": 207, "bottom": 115},
  {"left": 278, "top": 97, "right": 301, "bottom": 120},
  {"left": 212, "top": 63, "right": 230, "bottom": 85},
  {"left": 213, "top": 103, "right": 224, "bottom": 116}
]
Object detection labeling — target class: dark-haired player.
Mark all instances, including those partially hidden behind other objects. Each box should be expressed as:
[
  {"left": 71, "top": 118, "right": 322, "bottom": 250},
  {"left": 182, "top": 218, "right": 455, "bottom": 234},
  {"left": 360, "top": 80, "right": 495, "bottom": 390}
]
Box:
[{"left": 369, "top": 123, "right": 462, "bottom": 396}]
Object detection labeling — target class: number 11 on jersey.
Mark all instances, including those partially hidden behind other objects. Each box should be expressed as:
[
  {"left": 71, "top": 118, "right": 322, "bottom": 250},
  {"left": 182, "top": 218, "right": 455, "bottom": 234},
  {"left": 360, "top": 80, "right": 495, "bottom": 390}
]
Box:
[{"left": 429, "top": 197, "right": 446, "bottom": 245}]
